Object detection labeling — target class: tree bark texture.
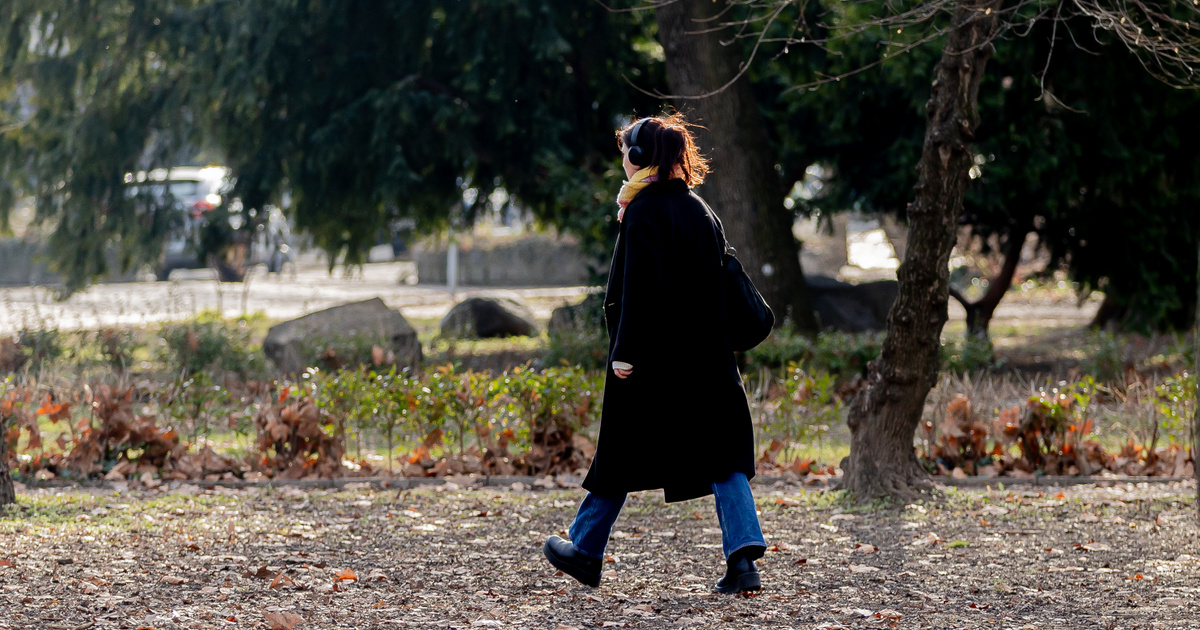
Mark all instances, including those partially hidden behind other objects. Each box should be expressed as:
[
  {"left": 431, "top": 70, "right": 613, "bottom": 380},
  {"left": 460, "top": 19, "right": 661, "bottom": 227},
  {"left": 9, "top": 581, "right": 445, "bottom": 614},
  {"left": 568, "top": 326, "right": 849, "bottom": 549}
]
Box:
[
  {"left": 0, "top": 413, "right": 14, "bottom": 507},
  {"left": 654, "top": 0, "right": 819, "bottom": 333},
  {"left": 840, "top": 0, "right": 1002, "bottom": 500},
  {"left": 949, "top": 225, "right": 1030, "bottom": 338}
]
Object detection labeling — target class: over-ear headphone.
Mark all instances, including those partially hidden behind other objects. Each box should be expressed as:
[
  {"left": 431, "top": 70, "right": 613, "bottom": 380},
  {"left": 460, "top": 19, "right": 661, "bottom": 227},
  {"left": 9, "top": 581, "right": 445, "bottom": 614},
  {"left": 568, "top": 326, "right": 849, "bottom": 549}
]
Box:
[{"left": 626, "top": 117, "right": 653, "bottom": 167}]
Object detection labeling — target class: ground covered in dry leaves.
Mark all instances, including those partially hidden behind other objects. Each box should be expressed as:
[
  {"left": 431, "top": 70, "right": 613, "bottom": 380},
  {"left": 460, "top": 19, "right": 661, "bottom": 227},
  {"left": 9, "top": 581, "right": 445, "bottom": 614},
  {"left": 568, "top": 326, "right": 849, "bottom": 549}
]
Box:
[{"left": 0, "top": 479, "right": 1197, "bottom": 630}]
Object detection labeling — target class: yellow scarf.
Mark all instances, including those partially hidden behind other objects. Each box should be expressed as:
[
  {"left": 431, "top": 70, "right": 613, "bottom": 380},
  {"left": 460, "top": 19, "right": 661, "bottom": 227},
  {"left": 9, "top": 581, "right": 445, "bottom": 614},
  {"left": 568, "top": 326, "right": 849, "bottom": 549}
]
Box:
[{"left": 616, "top": 167, "right": 659, "bottom": 221}]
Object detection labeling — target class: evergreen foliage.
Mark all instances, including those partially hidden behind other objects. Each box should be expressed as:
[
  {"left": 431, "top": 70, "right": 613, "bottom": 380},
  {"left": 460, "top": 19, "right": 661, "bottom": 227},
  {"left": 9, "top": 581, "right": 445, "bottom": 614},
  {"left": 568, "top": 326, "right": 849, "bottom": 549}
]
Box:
[
  {"left": 754, "top": 7, "right": 1199, "bottom": 331},
  {"left": 0, "top": 1, "right": 662, "bottom": 291}
]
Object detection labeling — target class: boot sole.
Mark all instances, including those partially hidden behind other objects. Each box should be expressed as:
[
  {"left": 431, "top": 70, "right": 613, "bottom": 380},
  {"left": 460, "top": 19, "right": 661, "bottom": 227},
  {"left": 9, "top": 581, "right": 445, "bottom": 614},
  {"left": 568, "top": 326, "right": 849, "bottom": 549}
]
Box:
[
  {"left": 543, "top": 540, "right": 601, "bottom": 588},
  {"left": 714, "top": 570, "right": 762, "bottom": 594}
]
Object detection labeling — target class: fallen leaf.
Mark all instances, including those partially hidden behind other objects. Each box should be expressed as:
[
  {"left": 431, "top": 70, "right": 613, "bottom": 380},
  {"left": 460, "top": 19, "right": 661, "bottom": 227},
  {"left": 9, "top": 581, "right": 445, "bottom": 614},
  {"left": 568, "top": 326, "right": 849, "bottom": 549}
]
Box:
[
  {"left": 243, "top": 566, "right": 274, "bottom": 579},
  {"left": 852, "top": 544, "right": 878, "bottom": 554},
  {"left": 269, "top": 571, "right": 296, "bottom": 589},
  {"left": 0, "top": 560, "right": 12, "bottom": 568},
  {"left": 365, "top": 569, "right": 389, "bottom": 582},
  {"left": 848, "top": 564, "right": 879, "bottom": 573},
  {"left": 160, "top": 575, "right": 187, "bottom": 585},
  {"left": 264, "top": 611, "right": 304, "bottom": 630},
  {"left": 909, "top": 532, "right": 942, "bottom": 548},
  {"left": 333, "top": 568, "right": 358, "bottom": 582}
]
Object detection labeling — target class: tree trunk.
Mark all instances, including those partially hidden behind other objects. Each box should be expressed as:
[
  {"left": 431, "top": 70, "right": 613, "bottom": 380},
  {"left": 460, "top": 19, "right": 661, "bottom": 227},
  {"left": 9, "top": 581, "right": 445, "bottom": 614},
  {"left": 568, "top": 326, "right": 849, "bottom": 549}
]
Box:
[
  {"left": 949, "top": 224, "right": 1030, "bottom": 338},
  {"left": 0, "top": 413, "right": 14, "bottom": 508},
  {"left": 1193, "top": 234, "right": 1199, "bottom": 520},
  {"left": 654, "top": 0, "right": 819, "bottom": 334},
  {"left": 839, "top": 0, "right": 1002, "bottom": 501}
]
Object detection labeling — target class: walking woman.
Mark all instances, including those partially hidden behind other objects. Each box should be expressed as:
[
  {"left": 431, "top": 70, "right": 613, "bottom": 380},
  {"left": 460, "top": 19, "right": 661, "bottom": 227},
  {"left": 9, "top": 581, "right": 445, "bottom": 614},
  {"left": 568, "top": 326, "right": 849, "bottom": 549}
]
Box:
[{"left": 543, "top": 113, "right": 766, "bottom": 593}]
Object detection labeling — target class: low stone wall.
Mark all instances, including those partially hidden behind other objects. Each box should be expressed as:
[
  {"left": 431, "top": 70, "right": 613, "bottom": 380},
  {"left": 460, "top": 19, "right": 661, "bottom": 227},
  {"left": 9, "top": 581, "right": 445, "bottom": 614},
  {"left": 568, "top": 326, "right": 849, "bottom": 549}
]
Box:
[
  {"left": 415, "top": 236, "right": 595, "bottom": 286},
  {"left": 0, "top": 238, "right": 142, "bottom": 286},
  {"left": 0, "top": 239, "right": 58, "bottom": 286}
]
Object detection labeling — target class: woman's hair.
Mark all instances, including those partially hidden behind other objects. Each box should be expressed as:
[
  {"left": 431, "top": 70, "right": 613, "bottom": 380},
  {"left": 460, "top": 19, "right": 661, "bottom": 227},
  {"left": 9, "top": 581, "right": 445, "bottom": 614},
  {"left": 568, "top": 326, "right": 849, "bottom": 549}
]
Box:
[{"left": 617, "top": 112, "right": 710, "bottom": 187}]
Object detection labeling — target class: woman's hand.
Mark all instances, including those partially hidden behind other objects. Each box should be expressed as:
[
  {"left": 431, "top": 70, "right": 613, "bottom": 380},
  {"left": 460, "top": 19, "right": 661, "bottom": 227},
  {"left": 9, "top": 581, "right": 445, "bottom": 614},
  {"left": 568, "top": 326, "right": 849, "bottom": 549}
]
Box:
[{"left": 612, "top": 361, "right": 633, "bottom": 379}]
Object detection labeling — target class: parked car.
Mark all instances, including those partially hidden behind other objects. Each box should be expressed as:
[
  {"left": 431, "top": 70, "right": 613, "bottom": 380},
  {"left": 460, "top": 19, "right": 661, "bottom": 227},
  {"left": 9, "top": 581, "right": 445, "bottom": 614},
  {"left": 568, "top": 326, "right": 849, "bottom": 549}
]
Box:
[{"left": 125, "top": 166, "right": 292, "bottom": 281}]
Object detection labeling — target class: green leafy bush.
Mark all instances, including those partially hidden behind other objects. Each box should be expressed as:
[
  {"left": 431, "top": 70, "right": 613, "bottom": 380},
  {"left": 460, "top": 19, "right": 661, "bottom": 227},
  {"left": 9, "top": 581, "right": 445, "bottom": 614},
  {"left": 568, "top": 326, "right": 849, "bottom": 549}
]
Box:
[
  {"left": 745, "top": 331, "right": 883, "bottom": 378},
  {"left": 941, "top": 335, "right": 995, "bottom": 375},
  {"left": 1081, "top": 330, "right": 1125, "bottom": 382},
  {"left": 296, "top": 363, "right": 603, "bottom": 476},
  {"left": 17, "top": 328, "right": 65, "bottom": 368},
  {"left": 158, "top": 315, "right": 265, "bottom": 378},
  {"left": 96, "top": 328, "right": 138, "bottom": 372},
  {"left": 1154, "top": 371, "right": 1196, "bottom": 447},
  {"left": 748, "top": 363, "right": 842, "bottom": 469},
  {"left": 544, "top": 323, "right": 609, "bottom": 370}
]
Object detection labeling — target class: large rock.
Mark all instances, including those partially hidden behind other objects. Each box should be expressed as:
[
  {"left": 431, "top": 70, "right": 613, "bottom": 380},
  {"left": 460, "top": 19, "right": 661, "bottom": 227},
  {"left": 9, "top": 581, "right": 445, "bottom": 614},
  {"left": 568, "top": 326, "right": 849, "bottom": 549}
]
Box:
[
  {"left": 264, "top": 298, "right": 421, "bottom": 374},
  {"left": 441, "top": 297, "right": 537, "bottom": 338},
  {"left": 548, "top": 293, "right": 605, "bottom": 334},
  {"left": 808, "top": 275, "right": 898, "bottom": 332}
]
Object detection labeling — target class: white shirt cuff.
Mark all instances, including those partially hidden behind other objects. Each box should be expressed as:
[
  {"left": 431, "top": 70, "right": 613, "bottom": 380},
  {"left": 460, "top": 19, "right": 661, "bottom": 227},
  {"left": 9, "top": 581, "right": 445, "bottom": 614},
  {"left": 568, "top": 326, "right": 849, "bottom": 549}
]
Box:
[{"left": 612, "top": 361, "right": 633, "bottom": 371}]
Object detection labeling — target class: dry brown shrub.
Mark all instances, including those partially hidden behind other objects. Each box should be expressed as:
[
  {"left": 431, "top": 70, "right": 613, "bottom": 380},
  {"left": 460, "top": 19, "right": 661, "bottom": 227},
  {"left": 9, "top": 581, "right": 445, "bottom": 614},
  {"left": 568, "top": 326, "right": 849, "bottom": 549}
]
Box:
[{"left": 255, "top": 394, "right": 345, "bottom": 479}]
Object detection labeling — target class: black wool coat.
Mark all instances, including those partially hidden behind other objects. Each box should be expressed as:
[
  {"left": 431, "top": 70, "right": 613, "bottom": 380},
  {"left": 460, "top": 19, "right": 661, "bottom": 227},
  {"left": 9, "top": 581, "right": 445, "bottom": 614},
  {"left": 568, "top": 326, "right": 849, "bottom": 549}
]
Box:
[{"left": 581, "top": 178, "right": 755, "bottom": 503}]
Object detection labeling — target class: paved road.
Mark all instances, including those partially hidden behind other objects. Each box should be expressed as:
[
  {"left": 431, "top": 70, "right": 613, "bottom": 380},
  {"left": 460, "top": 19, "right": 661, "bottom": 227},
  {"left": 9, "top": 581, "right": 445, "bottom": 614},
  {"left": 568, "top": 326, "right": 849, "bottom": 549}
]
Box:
[{"left": 0, "top": 260, "right": 594, "bottom": 333}]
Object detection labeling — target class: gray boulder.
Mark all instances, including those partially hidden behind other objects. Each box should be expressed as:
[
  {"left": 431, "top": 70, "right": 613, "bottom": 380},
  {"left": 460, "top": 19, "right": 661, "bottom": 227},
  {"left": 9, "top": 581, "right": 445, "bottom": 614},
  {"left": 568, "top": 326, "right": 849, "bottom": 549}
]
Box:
[
  {"left": 548, "top": 293, "right": 605, "bottom": 334},
  {"left": 808, "top": 276, "right": 898, "bottom": 332},
  {"left": 263, "top": 298, "right": 421, "bottom": 374},
  {"left": 441, "top": 297, "right": 537, "bottom": 338}
]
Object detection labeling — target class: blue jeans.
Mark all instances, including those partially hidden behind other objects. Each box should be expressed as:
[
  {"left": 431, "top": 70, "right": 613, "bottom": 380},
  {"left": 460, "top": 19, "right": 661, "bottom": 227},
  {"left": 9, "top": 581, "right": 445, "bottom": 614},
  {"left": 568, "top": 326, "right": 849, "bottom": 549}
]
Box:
[{"left": 567, "top": 472, "right": 766, "bottom": 561}]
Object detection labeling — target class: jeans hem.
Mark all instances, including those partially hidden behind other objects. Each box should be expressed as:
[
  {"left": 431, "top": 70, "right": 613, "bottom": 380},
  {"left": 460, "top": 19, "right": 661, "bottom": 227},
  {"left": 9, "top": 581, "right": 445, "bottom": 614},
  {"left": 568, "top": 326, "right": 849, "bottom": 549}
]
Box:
[{"left": 571, "top": 541, "right": 606, "bottom": 561}]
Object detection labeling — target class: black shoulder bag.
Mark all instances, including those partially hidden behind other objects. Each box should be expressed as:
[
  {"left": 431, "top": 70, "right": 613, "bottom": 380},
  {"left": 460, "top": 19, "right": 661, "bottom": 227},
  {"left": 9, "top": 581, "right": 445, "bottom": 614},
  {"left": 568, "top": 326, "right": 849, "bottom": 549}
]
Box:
[{"left": 714, "top": 214, "right": 775, "bottom": 351}]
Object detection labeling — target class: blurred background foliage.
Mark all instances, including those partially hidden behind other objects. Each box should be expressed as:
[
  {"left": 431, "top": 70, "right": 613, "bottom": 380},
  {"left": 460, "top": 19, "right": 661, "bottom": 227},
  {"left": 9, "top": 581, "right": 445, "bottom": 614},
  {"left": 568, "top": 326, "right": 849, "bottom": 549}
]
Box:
[{"left": 0, "top": 0, "right": 1196, "bottom": 330}]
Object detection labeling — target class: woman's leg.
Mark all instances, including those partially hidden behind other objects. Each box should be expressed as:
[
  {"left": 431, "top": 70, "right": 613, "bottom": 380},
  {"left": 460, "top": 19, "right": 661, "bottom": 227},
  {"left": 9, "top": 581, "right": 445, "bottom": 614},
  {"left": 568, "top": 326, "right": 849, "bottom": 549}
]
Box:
[
  {"left": 712, "top": 472, "right": 766, "bottom": 560},
  {"left": 567, "top": 492, "right": 627, "bottom": 558}
]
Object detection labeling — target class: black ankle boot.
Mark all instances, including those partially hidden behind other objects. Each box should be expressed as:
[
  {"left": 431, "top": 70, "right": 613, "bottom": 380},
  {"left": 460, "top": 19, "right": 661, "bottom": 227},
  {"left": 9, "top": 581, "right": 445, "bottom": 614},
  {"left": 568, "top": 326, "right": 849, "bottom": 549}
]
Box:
[
  {"left": 543, "top": 535, "right": 602, "bottom": 587},
  {"left": 714, "top": 546, "right": 765, "bottom": 594}
]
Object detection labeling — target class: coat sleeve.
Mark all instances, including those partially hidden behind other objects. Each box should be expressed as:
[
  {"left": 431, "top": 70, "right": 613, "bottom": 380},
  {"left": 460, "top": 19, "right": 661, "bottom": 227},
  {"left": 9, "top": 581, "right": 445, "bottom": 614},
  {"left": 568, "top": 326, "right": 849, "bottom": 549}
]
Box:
[{"left": 610, "top": 208, "right": 664, "bottom": 368}]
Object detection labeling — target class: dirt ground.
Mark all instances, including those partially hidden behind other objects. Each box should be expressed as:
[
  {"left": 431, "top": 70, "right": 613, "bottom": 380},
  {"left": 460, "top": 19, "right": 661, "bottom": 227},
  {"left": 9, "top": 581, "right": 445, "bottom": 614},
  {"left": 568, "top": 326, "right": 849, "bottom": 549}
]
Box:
[{"left": 0, "top": 480, "right": 1196, "bottom": 630}]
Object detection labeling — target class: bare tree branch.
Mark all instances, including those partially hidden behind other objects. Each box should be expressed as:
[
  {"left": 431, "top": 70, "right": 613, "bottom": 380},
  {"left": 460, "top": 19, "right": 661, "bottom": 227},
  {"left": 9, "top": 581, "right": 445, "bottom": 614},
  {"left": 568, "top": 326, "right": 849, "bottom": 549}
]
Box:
[{"left": 624, "top": 0, "right": 788, "bottom": 99}]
